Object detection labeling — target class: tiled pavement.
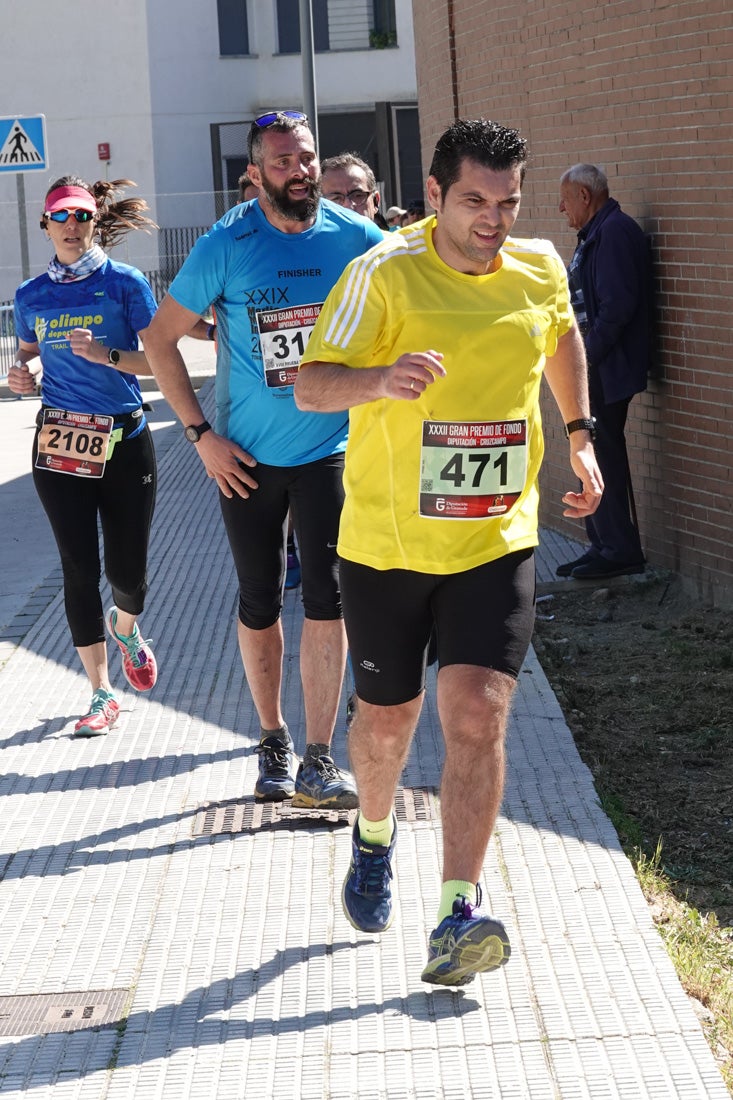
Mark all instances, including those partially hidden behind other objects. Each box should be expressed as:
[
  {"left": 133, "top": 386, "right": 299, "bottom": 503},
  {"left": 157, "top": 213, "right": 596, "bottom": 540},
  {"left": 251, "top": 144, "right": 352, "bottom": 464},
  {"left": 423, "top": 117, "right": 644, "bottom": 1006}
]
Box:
[{"left": 0, "top": 371, "right": 728, "bottom": 1099}]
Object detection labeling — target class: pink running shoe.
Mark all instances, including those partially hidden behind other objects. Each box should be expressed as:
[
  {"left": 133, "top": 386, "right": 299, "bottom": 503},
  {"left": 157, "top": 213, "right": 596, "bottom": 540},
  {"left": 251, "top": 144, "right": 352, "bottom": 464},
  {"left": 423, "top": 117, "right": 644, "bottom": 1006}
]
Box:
[
  {"left": 74, "top": 688, "right": 120, "bottom": 737},
  {"left": 105, "top": 607, "right": 158, "bottom": 691}
]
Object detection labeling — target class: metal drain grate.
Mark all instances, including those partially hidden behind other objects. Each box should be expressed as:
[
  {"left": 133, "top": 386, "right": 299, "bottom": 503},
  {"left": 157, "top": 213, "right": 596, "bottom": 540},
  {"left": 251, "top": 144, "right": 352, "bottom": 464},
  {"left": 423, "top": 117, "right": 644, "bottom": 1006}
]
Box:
[
  {"left": 394, "top": 785, "right": 440, "bottom": 823},
  {"left": 192, "top": 786, "right": 439, "bottom": 836},
  {"left": 0, "top": 989, "right": 128, "bottom": 1036}
]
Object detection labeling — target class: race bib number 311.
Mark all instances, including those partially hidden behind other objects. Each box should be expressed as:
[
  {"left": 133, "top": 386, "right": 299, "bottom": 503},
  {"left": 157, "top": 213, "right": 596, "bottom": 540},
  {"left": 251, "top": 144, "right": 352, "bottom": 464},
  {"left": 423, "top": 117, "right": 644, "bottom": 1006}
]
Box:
[
  {"left": 419, "top": 419, "right": 527, "bottom": 518},
  {"left": 257, "top": 302, "right": 322, "bottom": 388}
]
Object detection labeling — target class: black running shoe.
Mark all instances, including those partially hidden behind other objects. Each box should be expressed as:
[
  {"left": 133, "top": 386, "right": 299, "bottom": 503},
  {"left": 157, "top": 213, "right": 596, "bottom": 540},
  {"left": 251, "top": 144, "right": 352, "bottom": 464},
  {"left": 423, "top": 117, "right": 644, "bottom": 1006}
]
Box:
[{"left": 254, "top": 734, "right": 297, "bottom": 801}]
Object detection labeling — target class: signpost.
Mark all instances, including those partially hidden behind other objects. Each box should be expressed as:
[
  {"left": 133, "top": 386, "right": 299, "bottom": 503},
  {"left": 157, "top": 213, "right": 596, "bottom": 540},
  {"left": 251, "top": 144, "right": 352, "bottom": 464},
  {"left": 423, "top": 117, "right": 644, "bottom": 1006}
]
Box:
[
  {"left": 298, "top": 0, "right": 318, "bottom": 152},
  {"left": 0, "top": 115, "right": 49, "bottom": 282}
]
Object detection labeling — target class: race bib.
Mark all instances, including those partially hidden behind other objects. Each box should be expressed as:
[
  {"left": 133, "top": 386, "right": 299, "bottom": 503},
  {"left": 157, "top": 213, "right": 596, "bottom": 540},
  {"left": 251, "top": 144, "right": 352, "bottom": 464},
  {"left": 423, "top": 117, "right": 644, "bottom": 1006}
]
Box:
[
  {"left": 257, "top": 302, "right": 323, "bottom": 388},
  {"left": 36, "top": 409, "right": 113, "bottom": 478},
  {"left": 419, "top": 419, "right": 528, "bottom": 518}
]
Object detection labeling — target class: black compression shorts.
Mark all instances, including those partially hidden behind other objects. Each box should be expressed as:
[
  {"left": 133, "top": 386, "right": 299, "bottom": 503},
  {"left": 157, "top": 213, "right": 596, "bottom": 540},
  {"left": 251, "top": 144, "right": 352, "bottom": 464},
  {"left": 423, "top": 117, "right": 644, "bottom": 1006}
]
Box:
[{"left": 340, "top": 548, "right": 536, "bottom": 706}]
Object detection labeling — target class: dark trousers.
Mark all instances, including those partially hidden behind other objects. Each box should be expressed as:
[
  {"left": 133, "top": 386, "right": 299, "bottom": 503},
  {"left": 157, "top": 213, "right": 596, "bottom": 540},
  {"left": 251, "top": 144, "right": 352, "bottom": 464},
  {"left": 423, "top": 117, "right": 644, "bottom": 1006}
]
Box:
[
  {"left": 586, "top": 393, "right": 644, "bottom": 564},
  {"left": 32, "top": 427, "right": 157, "bottom": 648}
]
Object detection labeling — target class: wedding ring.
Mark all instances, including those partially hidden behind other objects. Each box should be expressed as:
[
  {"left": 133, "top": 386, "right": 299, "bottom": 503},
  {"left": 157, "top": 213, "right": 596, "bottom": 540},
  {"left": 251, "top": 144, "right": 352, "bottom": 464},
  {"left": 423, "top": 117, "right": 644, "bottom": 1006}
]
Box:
[{"left": 410, "top": 380, "right": 415, "bottom": 390}]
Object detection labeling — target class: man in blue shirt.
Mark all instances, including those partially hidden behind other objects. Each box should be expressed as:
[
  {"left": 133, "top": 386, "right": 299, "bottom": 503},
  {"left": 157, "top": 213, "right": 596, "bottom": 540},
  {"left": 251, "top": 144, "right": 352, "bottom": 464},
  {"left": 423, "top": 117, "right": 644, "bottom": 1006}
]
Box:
[
  {"left": 144, "top": 111, "right": 383, "bottom": 807},
  {"left": 557, "top": 164, "right": 652, "bottom": 579}
]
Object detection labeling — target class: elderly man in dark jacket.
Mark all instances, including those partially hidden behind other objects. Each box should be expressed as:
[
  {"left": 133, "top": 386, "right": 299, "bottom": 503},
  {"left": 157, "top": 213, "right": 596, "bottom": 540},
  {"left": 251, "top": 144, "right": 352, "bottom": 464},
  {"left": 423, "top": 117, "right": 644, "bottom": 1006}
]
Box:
[{"left": 557, "top": 163, "right": 652, "bottom": 579}]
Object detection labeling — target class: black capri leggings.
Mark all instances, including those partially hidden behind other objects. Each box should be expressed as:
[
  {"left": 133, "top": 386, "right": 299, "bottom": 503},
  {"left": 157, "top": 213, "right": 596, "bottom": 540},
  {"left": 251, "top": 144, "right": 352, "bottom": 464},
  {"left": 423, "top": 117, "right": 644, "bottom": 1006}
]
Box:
[
  {"left": 219, "top": 453, "right": 345, "bottom": 630},
  {"left": 32, "top": 425, "right": 157, "bottom": 648}
]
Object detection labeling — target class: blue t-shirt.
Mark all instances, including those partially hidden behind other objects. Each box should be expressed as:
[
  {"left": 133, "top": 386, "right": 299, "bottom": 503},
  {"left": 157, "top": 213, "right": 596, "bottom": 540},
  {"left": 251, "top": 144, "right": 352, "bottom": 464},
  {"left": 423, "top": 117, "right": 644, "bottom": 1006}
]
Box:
[
  {"left": 14, "top": 259, "right": 156, "bottom": 419},
  {"left": 168, "top": 198, "right": 384, "bottom": 466}
]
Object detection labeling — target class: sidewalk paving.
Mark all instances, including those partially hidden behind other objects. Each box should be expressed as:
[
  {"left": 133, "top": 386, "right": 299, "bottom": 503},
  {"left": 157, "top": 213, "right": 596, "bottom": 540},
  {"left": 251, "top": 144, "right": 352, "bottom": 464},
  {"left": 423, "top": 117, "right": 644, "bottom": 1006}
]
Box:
[{"left": 0, "top": 365, "right": 728, "bottom": 1099}]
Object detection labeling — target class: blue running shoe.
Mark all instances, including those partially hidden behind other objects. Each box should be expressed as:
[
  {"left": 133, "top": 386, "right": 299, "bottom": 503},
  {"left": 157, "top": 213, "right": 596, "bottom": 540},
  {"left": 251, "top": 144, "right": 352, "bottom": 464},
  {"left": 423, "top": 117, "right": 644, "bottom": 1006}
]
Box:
[
  {"left": 292, "top": 745, "right": 359, "bottom": 810},
  {"left": 285, "top": 547, "right": 301, "bottom": 589},
  {"left": 254, "top": 733, "right": 297, "bottom": 802},
  {"left": 342, "top": 816, "right": 396, "bottom": 933},
  {"left": 421, "top": 886, "right": 510, "bottom": 986}
]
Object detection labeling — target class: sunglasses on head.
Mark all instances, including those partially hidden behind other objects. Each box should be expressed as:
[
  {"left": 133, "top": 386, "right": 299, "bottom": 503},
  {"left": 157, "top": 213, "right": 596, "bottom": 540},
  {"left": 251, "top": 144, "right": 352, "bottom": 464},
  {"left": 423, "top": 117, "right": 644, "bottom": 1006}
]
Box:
[
  {"left": 45, "top": 209, "right": 94, "bottom": 223},
  {"left": 253, "top": 110, "right": 308, "bottom": 129}
]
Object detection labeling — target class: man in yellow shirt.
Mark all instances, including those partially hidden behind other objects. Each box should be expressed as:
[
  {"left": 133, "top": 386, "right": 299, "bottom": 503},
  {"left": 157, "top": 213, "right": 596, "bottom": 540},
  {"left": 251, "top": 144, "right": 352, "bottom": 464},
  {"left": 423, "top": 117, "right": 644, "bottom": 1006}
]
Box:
[{"left": 295, "top": 119, "right": 603, "bottom": 986}]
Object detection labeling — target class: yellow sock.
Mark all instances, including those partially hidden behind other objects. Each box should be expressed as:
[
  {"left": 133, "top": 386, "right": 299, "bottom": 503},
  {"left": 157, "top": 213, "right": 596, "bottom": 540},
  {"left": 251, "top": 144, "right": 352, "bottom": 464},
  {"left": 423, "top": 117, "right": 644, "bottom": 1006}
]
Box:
[
  {"left": 358, "top": 812, "right": 394, "bottom": 848},
  {"left": 437, "top": 880, "right": 476, "bottom": 923}
]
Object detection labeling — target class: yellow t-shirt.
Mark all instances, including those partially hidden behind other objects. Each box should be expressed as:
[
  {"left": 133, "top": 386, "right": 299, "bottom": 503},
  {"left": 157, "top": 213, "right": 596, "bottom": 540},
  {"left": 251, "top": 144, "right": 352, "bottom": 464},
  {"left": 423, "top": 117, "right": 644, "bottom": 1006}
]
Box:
[{"left": 302, "top": 217, "right": 573, "bottom": 573}]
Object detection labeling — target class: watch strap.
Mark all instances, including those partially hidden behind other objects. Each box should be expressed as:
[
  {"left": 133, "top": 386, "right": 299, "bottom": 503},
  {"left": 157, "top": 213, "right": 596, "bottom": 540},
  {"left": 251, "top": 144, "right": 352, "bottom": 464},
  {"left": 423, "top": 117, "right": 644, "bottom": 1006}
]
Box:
[{"left": 564, "top": 417, "right": 596, "bottom": 439}]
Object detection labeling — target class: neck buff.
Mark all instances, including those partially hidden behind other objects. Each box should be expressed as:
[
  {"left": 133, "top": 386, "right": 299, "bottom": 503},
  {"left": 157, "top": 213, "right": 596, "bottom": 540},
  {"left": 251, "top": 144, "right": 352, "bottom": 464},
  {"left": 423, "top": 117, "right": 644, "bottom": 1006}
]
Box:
[{"left": 48, "top": 244, "right": 107, "bottom": 284}]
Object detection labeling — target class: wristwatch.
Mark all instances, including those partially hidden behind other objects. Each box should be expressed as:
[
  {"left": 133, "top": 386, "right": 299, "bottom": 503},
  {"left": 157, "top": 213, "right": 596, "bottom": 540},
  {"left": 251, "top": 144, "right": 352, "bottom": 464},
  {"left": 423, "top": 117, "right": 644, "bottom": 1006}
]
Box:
[
  {"left": 564, "top": 417, "right": 597, "bottom": 442},
  {"left": 184, "top": 420, "right": 212, "bottom": 443},
  {"left": 108, "top": 348, "right": 121, "bottom": 366}
]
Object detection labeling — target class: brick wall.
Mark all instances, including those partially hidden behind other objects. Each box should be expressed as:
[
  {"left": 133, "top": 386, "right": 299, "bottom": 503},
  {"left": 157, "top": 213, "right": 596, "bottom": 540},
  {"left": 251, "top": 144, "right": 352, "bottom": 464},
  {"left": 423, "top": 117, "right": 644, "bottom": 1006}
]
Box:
[{"left": 412, "top": 0, "right": 733, "bottom": 605}]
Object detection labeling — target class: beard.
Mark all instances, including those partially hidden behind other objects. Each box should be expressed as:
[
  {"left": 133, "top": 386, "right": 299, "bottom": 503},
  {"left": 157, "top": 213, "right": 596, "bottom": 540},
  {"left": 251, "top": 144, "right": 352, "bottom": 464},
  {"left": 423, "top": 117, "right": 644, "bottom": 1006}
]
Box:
[{"left": 259, "top": 169, "right": 321, "bottom": 222}]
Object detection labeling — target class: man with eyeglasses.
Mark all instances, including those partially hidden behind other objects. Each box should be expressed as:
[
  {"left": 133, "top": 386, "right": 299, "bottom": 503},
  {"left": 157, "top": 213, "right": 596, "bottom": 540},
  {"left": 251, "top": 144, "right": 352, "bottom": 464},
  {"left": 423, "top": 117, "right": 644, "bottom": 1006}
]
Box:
[
  {"left": 144, "top": 110, "right": 384, "bottom": 811},
  {"left": 320, "top": 152, "right": 388, "bottom": 231}
]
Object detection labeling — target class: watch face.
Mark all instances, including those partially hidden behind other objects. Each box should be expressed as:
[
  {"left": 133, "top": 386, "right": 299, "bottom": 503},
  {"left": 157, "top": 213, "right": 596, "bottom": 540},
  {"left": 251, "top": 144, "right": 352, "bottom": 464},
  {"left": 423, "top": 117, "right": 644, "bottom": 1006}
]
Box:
[
  {"left": 109, "top": 348, "right": 121, "bottom": 365},
  {"left": 185, "top": 421, "right": 210, "bottom": 442}
]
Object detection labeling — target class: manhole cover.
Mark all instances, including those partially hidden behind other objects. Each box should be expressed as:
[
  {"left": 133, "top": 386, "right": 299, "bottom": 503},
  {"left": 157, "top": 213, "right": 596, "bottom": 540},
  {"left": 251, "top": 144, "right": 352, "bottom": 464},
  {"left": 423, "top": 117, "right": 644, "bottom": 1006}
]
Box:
[
  {"left": 0, "top": 989, "right": 128, "bottom": 1036},
  {"left": 192, "top": 786, "right": 439, "bottom": 836}
]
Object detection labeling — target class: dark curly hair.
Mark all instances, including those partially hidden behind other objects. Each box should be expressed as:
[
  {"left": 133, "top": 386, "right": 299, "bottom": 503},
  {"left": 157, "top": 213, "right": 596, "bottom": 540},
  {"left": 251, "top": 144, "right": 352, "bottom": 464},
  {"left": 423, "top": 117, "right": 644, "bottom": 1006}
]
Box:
[
  {"left": 42, "top": 176, "right": 157, "bottom": 249},
  {"left": 429, "top": 119, "right": 528, "bottom": 197}
]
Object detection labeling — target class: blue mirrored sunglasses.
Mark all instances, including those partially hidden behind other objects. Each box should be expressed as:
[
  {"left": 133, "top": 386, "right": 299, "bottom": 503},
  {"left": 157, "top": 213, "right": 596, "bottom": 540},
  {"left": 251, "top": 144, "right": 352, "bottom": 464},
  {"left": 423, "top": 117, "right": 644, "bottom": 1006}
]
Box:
[
  {"left": 45, "top": 209, "right": 94, "bottom": 223},
  {"left": 253, "top": 110, "right": 308, "bottom": 129}
]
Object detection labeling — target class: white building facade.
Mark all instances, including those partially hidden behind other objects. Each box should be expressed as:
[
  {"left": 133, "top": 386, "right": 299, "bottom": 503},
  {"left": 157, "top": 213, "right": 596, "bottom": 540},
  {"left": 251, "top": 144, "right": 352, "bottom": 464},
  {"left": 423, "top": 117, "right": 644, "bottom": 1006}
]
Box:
[{"left": 0, "top": 0, "right": 419, "bottom": 302}]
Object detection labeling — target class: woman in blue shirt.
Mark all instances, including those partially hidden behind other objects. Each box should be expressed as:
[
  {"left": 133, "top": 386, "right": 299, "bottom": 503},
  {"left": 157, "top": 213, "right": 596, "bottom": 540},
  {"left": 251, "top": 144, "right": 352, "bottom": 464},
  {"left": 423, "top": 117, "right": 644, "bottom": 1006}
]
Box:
[{"left": 9, "top": 176, "right": 159, "bottom": 736}]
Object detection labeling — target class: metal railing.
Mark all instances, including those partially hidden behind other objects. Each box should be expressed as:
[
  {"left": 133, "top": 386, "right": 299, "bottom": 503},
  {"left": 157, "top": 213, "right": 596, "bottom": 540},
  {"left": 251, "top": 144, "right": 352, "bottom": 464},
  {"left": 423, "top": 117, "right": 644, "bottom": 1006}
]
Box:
[{"left": 0, "top": 304, "right": 15, "bottom": 378}]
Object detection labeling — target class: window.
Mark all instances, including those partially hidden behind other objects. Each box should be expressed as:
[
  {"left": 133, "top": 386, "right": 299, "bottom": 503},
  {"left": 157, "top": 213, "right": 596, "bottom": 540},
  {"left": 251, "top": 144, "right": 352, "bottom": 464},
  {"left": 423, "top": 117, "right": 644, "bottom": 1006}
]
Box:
[
  {"left": 217, "top": 0, "right": 249, "bottom": 56},
  {"left": 372, "top": 0, "right": 394, "bottom": 39},
  {"left": 276, "top": 0, "right": 330, "bottom": 54}
]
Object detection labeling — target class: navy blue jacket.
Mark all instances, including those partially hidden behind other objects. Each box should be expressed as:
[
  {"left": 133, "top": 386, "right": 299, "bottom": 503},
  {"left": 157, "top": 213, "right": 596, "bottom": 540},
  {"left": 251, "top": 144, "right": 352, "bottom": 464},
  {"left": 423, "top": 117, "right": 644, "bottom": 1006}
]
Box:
[{"left": 572, "top": 198, "right": 653, "bottom": 404}]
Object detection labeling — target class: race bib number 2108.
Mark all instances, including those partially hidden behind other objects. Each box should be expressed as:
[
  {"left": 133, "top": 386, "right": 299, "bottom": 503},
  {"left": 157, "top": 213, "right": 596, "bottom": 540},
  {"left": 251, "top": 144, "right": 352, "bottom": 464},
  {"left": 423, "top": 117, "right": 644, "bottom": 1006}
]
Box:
[
  {"left": 419, "top": 419, "right": 527, "bottom": 518},
  {"left": 36, "top": 409, "right": 113, "bottom": 478}
]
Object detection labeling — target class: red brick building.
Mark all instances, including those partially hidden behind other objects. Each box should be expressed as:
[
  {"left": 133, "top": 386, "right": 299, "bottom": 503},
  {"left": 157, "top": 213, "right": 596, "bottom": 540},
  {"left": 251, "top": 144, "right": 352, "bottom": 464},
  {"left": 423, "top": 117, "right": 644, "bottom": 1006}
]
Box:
[{"left": 412, "top": 0, "right": 732, "bottom": 605}]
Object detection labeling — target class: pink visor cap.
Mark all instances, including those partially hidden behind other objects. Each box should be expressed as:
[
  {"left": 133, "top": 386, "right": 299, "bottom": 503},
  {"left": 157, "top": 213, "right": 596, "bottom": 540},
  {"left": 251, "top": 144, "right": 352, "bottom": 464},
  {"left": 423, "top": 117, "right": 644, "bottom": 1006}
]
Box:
[{"left": 44, "top": 185, "right": 97, "bottom": 215}]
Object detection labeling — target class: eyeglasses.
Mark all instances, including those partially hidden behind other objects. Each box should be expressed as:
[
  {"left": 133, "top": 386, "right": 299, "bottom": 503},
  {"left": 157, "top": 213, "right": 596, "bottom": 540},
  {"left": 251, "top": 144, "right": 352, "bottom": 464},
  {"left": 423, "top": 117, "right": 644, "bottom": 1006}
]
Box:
[
  {"left": 45, "top": 209, "right": 94, "bottom": 223},
  {"left": 325, "top": 189, "right": 374, "bottom": 209}
]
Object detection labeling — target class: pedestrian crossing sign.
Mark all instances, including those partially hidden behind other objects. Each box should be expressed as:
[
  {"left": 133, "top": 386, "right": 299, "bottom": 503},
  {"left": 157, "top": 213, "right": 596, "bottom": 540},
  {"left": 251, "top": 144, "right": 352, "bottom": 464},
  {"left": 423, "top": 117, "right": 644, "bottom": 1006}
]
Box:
[{"left": 0, "top": 115, "right": 48, "bottom": 174}]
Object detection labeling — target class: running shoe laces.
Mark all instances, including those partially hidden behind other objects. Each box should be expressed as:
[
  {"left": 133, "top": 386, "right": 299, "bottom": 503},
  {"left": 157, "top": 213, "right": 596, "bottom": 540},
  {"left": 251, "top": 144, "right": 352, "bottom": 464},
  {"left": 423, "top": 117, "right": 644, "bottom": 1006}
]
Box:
[
  {"left": 341, "top": 817, "right": 397, "bottom": 933},
  {"left": 292, "top": 748, "right": 359, "bottom": 809},
  {"left": 256, "top": 738, "right": 294, "bottom": 778},
  {"left": 254, "top": 734, "right": 297, "bottom": 801},
  {"left": 354, "top": 843, "right": 393, "bottom": 895},
  {"left": 106, "top": 607, "right": 158, "bottom": 692},
  {"left": 123, "top": 626, "right": 152, "bottom": 667},
  {"left": 74, "top": 688, "right": 119, "bottom": 738}
]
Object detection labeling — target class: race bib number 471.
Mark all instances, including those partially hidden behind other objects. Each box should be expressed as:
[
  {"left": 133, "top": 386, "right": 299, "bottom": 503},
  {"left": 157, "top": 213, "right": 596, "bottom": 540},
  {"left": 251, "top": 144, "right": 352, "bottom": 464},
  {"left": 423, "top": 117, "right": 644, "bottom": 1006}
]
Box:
[
  {"left": 257, "top": 302, "right": 322, "bottom": 388},
  {"left": 419, "top": 419, "right": 528, "bottom": 518}
]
